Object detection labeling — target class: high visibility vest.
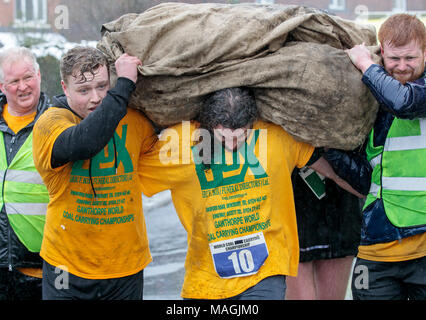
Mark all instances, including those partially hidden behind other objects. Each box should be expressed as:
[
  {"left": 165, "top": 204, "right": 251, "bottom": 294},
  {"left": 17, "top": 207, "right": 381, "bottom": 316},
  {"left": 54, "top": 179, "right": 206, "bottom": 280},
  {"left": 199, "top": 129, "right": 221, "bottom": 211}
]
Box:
[
  {"left": 0, "top": 132, "right": 49, "bottom": 252},
  {"left": 365, "top": 117, "right": 426, "bottom": 227}
]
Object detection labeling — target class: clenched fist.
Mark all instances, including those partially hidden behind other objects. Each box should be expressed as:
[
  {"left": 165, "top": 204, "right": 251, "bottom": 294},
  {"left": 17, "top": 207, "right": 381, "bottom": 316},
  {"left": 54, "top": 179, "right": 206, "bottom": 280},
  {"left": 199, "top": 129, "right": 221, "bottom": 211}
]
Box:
[
  {"left": 345, "top": 43, "right": 374, "bottom": 74},
  {"left": 115, "top": 53, "right": 142, "bottom": 84}
]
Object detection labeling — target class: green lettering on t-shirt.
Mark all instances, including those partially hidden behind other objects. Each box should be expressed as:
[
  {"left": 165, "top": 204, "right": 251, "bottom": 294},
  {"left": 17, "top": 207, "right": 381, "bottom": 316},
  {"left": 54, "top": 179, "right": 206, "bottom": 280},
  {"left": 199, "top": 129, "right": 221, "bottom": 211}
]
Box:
[
  {"left": 193, "top": 129, "right": 268, "bottom": 190},
  {"left": 71, "top": 124, "right": 133, "bottom": 177}
]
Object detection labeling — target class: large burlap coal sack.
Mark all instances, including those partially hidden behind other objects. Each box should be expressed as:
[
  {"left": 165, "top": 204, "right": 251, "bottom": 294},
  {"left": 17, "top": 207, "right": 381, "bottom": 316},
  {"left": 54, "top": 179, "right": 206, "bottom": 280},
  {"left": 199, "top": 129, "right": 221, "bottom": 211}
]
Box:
[{"left": 98, "top": 2, "right": 381, "bottom": 150}]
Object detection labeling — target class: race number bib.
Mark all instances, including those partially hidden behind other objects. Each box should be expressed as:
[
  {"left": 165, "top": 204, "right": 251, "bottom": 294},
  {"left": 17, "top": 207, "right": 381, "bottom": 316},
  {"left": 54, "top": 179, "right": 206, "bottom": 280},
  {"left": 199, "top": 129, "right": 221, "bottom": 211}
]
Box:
[{"left": 209, "top": 232, "right": 269, "bottom": 278}]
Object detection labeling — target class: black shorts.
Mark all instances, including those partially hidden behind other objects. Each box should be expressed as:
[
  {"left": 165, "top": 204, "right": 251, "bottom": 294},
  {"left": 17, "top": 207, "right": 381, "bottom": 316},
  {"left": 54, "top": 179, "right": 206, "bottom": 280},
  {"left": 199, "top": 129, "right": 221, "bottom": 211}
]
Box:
[
  {"left": 352, "top": 256, "right": 426, "bottom": 300},
  {"left": 292, "top": 169, "right": 362, "bottom": 262},
  {"left": 42, "top": 260, "right": 144, "bottom": 300}
]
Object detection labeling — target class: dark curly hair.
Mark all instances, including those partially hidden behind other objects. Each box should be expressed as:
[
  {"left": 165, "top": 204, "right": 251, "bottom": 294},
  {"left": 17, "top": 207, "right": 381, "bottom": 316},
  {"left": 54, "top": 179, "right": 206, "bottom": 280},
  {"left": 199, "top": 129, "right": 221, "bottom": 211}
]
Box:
[
  {"left": 60, "top": 46, "right": 108, "bottom": 84},
  {"left": 196, "top": 87, "right": 258, "bottom": 169},
  {"left": 198, "top": 87, "right": 258, "bottom": 132}
]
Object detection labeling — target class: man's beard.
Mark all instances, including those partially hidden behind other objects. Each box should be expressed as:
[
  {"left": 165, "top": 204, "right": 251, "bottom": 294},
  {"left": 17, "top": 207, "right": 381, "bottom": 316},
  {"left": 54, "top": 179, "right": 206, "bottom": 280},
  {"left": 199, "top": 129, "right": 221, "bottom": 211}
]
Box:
[{"left": 392, "top": 69, "right": 423, "bottom": 84}]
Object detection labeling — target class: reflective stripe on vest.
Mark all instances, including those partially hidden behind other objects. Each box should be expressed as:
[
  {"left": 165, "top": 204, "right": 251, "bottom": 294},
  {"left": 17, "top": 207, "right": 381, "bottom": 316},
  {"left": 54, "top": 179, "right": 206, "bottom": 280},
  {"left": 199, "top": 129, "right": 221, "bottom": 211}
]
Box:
[
  {"left": 368, "top": 182, "right": 380, "bottom": 198},
  {"left": 0, "top": 131, "right": 49, "bottom": 252},
  {"left": 384, "top": 118, "right": 426, "bottom": 152},
  {"left": 369, "top": 154, "right": 381, "bottom": 169},
  {"left": 364, "top": 130, "right": 383, "bottom": 208},
  {"left": 0, "top": 169, "right": 44, "bottom": 185},
  {"left": 4, "top": 202, "right": 48, "bottom": 215},
  {"left": 366, "top": 118, "right": 426, "bottom": 228}
]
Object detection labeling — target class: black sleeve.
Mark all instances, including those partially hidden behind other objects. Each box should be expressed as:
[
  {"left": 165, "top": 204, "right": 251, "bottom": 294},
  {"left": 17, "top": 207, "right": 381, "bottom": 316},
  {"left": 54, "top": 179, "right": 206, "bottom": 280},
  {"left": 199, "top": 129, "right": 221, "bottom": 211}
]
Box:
[
  {"left": 51, "top": 77, "right": 136, "bottom": 168},
  {"left": 323, "top": 147, "right": 372, "bottom": 195}
]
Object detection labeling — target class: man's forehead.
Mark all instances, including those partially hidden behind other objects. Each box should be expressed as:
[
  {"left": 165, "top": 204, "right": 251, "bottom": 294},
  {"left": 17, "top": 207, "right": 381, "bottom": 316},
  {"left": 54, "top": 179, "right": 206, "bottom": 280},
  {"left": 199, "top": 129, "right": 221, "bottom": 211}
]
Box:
[
  {"left": 2, "top": 58, "right": 35, "bottom": 75},
  {"left": 383, "top": 40, "right": 423, "bottom": 53},
  {"left": 69, "top": 65, "right": 108, "bottom": 85}
]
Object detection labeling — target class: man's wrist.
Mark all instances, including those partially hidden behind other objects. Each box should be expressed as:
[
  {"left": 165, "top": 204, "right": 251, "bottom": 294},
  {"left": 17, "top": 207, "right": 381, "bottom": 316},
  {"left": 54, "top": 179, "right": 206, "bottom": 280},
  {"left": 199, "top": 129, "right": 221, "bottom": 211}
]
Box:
[{"left": 359, "top": 59, "right": 374, "bottom": 74}]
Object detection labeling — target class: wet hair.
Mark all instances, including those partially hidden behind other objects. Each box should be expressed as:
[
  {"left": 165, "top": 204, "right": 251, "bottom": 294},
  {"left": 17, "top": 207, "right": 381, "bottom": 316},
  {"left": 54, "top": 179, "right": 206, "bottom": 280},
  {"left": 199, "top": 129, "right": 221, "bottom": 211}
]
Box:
[
  {"left": 378, "top": 14, "right": 426, "bottom": 50},
  {"left": 0, "top": 47, "right": 39, "bottom": 82},
  {"left": 196, "top": 87, "right": 258, "bottom": 170},
  {"left": 198, "top": 87, "right": 258, "bottom": 132},
  {"left": 60, "top": 46, "right": 108, "bottom": 84}
]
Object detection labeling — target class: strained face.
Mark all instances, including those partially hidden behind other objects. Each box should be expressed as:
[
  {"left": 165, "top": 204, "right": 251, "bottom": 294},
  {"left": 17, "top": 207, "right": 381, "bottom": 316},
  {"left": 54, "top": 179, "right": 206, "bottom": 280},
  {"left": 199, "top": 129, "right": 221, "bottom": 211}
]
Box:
[
  {"left": 382, "top": 40, "right": 425, "bottom": 84},
  {"left": 61, "top": 65, "right": 110, "bottom": 119}
]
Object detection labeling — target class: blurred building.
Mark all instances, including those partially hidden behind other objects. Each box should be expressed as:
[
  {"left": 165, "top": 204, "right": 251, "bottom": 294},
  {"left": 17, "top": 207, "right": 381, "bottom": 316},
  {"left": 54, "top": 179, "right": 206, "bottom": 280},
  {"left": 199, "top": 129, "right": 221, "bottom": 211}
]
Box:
[
  {"left": 0, "top": 0, "right": 60, "bottom": 30},
  {"left": 0, "top": 0, "right": 425, "bottom": 41},
  {"left": 256, "top": 0, "right": 426, "bottom": 20}
]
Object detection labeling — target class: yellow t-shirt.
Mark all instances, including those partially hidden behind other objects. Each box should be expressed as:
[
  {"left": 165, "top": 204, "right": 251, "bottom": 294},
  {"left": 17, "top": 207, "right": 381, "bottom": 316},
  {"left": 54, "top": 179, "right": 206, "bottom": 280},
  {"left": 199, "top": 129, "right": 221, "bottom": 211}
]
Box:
[
  {"left": 2, "top": 103, "right": 36, "bottom": 134},
  {"left": 139, "top": 120, "right": 314, "bottom": 299},
  {"left": 358, "top": 233, "right": 426, "bottom": 262},
  {"left": 32, "top": 106, "right": 157, "bottom": 279}
]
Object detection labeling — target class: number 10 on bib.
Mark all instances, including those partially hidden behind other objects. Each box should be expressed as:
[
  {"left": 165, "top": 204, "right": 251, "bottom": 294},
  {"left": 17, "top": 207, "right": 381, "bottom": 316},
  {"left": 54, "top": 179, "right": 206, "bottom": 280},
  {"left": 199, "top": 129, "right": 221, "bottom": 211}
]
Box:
[{"left": 209, "top": 232, "right": 269, "bottom": 278}]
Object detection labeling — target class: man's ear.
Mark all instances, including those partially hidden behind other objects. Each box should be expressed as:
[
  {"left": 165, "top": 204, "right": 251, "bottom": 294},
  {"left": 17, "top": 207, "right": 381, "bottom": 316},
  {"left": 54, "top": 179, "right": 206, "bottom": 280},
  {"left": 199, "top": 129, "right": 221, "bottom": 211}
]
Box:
[{"left": 61, "top": 80, "right": 68, "bottom": 97}]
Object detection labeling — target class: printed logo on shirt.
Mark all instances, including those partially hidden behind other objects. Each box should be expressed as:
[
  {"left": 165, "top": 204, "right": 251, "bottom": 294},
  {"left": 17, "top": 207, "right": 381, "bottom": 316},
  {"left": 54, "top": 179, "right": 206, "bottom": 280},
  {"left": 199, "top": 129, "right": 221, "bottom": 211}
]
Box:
[
  {"left": 65, "top": 124, "right": 136, "bottom": 227},
  {"left": 70, "top": 124, "right": 134, "bottom": 177},
  {"left": 193, "top": 129, "right": 268, "bottom": 190}
]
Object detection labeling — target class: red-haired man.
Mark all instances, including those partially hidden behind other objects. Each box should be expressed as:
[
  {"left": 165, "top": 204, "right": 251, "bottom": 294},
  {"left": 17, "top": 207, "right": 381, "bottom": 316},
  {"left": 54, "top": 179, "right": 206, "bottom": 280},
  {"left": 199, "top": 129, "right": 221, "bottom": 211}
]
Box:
[{"left": 325, "top": 14, "right": 426, "bottom": 300}]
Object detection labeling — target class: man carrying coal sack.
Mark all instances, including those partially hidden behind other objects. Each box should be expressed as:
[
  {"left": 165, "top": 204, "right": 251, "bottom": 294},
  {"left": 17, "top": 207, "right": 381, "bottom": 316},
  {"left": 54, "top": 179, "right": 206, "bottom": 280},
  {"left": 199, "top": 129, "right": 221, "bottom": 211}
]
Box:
[
  {"left": 325, "top": 13, "right": 426, "bottom": 300},
  {"left": 139, "top": 86, "right": 363, "bottom": 300}
]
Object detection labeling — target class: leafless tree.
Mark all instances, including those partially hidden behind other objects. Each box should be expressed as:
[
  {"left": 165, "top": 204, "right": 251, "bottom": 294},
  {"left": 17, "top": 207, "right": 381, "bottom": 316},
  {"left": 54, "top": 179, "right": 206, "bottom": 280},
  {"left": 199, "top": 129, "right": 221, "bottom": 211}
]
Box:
[{"left": 58, "top": 0, "right": 234, "bottom": 41}]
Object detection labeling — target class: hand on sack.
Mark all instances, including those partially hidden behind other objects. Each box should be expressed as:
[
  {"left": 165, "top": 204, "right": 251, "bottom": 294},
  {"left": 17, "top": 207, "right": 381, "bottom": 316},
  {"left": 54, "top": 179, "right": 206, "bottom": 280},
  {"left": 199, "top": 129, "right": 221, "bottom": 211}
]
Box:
[
  {"left": 115, "top": 53, "right": 142, "bottom": 84},
  {"left": 345, "top": 43, "right": 374, "bottom": 74}
]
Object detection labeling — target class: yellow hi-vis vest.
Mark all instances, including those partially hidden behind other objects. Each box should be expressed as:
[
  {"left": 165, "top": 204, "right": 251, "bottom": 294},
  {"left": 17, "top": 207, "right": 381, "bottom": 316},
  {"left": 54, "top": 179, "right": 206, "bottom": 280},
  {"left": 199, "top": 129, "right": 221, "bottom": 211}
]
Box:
[
  {"left": 365, "top": 117, "right": 426, "bottom": 227},
  {"left": 0, "top": 132, "right": 49, "bottom": 252}
]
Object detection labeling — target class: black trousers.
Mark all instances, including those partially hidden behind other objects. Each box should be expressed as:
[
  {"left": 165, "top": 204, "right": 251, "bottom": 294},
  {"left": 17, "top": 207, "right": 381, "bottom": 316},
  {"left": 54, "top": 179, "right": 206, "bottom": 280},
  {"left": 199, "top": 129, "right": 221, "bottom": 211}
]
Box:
[
  {"left": 42, "top": 260, "right": 144, "bottom": 300},
  {"left": 352, "top": 255, "right": 426, "bottom": 300},
  {"left": 0, "top": 268, "right": 42, "bottom": 300}
]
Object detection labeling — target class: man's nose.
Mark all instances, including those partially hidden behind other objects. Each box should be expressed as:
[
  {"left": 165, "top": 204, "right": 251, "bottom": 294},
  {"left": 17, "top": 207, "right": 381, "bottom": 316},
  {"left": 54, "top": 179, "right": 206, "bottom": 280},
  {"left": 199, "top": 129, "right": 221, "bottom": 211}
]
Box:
[
  {"left": 90, "top": 89, "right": 102, "bottom": 103},
  {"left": 396, "top": 59, "right": 409, "bottom": 71},
  {"left": 17, "top": 79, "right": 28, "bottom": 91}
]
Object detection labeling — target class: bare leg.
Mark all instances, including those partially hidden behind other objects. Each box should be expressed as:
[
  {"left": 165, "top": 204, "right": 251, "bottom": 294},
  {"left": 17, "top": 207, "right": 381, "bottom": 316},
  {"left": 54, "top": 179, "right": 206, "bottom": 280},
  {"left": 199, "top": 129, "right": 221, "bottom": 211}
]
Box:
[
  {"left": 285, "top": 261, "right": 316, "bottom": 300},
  {"left": 314, "top": 256, "right": 354, "bottom": 300}
]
